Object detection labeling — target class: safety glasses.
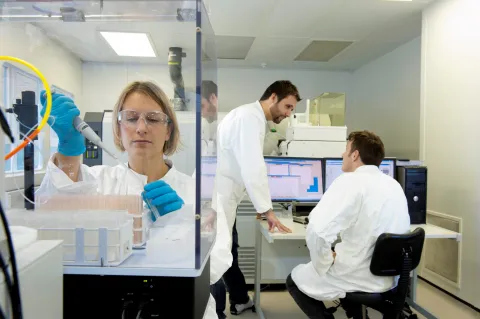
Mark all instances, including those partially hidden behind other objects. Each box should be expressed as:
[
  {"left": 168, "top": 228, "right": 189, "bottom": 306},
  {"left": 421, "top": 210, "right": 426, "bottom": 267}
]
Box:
[{"left": 118, "top": 109, "right": 171, "bottom": 128}]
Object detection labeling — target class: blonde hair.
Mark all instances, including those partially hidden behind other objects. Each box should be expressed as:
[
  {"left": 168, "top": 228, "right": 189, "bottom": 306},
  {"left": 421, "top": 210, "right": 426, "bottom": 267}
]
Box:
[{"left": 112, "top": 81, "right": 180, "bottom": 156}]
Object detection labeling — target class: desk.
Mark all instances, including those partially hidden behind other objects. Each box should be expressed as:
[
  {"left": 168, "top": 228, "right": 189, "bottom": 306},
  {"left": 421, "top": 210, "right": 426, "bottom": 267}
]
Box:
[{"left": 254, "top": 219, "right": 461, "bottom": 319}]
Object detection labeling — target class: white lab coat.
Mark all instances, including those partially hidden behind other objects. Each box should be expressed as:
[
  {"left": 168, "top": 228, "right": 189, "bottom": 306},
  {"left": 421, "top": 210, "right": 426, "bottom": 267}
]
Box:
[
  {"left": 213, "top": 101, "right": 272, "bottom": 231},
  {"left": 37, "top": 156, "right": 195, "bottom": 227},
  {"left": 291, "top": 165, "right": 410, "bottom": 301},
  {"left": 209, "top": 101, "right": 272, "bottom": 292},
  {"left": 37, "top": 155, "right": 221, "bottom": 319}
]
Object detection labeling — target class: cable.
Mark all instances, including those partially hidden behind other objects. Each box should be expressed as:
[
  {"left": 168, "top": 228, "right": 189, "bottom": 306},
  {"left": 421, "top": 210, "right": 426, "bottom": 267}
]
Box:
[
  {"left": 0, "top": 107, "right": 14, "bottom": 143},
  {"left": 0, "top": 253, "right": 13, "bottom": 319},
  {"left": 0, "top": 305, "right": 6, "bottom": 319},
  {"left": 135, "top": 300, "right": 150, "bottom": 319},
  {"left": 121, "top": 299, "right": 133, "bottom": 319},
  {"left": 0, "top": 56, "right": 52, "bottom": 161},
  {"left": 0, "top": 201, "right": 23, "bottom": 319}
]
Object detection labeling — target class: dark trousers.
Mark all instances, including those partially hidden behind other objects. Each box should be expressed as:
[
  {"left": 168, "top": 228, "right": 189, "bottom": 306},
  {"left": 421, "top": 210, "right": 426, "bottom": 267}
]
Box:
[
  {"left": 286, "top": 274, "right": 334, "bottom": 319},
  {"left": 210, "top": 219, "right": 250, "bottom": 317}
]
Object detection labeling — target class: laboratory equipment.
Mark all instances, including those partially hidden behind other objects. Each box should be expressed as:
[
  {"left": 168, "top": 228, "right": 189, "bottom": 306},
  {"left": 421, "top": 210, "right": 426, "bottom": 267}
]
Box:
[
  {"left": 281, "top": 94, "right": 347, "bottom": 158},
  {"left": 397, "top": 166, "right": 428, "bottom": 224},
  {"left": 308, "top": 92, "right": 346, "bottom": 127},
  {"left": 7, "top": 209, "right": 134, "bottom": 266},
  {"left": 35, "top": 194, "right": 148, "bottom": 246},
  {"left": 2, "top": 0, "right": 217, "bottom": 317},
  {"left": 0, "top": 239, "right": 63, "bottom": 319},
  {"left": 81, "top": 112, "right": 105, "bottom": 166},
  {"left": 6, "top": 91, "right": 38, "bottom": 210},
  {"left": 324, "top": 157, "right": 397, "bottom": 192}
]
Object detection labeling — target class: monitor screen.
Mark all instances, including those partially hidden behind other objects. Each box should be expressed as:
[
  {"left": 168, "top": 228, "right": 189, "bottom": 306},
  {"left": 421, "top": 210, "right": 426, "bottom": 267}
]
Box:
[
  {"left": 379, "top": 159, "right": 396, "bottom": 178},
  {"left": 324, "top": 159, "right": 343, "bottom": 191},
  {"left": 199, "top": 156, "right": 324, "bottom": 202},
  {"left": 265, "top": 157, "right": 323, "bottom": 202},
  {"left": 200, "top": 156, "right": 217, "bottom": 200},
  {"left": 324, "top": 158, "right": 396, "bottom": 191}
]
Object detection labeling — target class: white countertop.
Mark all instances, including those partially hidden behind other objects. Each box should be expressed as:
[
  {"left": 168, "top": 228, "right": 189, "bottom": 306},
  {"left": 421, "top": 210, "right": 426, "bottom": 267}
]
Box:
[
  {"left": 63, "top": 228, "right": 215, "bottom": 277},
  {"left": 258, "top": 218, "right": 462, "bottom": 243}
]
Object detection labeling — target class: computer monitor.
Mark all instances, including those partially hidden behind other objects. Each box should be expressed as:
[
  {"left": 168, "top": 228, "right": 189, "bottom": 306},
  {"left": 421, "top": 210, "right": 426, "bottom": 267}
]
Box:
[
  {"left": 200, "top": 156, "right": 217, "bottom": 200},
  {"left": 199, "top": 156, "right": 324, "bottom": 202},
  {"left": 324, "top": 158, "right": 343, "bottom": 191},
  {"left": 324, "top": 157, "right": 397, "bottom": 191},
  {"left": 264, "top": 157, "right": 323, "bottom": 202},
  {"left": 380, "top": 158, "right": 396, "bottom": 178}
]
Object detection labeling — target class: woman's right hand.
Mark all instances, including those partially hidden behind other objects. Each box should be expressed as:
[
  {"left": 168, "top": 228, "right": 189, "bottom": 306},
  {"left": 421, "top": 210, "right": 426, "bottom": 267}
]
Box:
[{"left": 40, "top": 91, "right": 85, "bottom": 156}]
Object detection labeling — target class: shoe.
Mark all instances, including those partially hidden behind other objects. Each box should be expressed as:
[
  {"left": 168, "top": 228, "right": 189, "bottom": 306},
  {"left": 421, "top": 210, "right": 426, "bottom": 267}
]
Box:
[{"left": 230, "top": 299, "right": 255, "bottom": 315}]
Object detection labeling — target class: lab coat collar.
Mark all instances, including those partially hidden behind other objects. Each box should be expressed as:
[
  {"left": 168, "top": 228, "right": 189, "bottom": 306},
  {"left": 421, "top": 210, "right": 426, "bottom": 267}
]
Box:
[
  {"left": 354, "top": 165, "right": 380, "bottom": 173},
  {"left": 254, "top": 100, "right": 267, "bottom": 123},
  {"left": 126, "top": 158, "right": 176, "bottom": 184}
]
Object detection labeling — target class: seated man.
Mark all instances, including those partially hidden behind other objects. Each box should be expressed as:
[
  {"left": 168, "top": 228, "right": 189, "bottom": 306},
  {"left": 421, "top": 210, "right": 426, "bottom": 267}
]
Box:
[{"left": 286, "top": 131, "right": 410, "bottom": 319}]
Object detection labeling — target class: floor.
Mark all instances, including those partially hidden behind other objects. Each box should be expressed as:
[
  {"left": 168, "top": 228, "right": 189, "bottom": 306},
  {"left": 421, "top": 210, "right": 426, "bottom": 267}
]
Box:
[{"left": 224, "top": 280, "right": 480, "bottom": 319}]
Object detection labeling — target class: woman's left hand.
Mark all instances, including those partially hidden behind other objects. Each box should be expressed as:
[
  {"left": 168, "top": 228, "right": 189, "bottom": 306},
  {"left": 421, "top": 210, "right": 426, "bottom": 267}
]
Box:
[{"left": 143, "top": 180, "right": 184, "bottom": 221}]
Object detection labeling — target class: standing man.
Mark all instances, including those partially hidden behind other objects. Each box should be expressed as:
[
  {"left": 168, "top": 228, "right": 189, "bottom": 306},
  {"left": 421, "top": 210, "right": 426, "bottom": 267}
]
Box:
[{"left": 212, "top": 80, "right": 301, "bottom": 315}]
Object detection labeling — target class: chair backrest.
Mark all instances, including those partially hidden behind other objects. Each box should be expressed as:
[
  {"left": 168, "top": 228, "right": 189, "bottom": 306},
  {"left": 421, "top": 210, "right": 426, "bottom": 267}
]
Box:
[{"left": 370, "top": 227, "right": 425, "bottom": 276}]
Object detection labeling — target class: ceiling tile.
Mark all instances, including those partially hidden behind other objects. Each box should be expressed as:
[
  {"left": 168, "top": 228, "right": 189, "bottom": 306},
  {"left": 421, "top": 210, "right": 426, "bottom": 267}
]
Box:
[
  {"left": 311, "top": 0, "right": 429, "bottom": 41},
  {"left": 208, "top": 0, "right": 275, "bottom": 36},
  {"left": 263, "top": 0, "right": 342, "bottom": 38},
  {"left": 246, "top": 37, "right": 312, "bottom": 63},
  {"left": 295, "top": 40, "right": 353, "bottom": 62},
  {"left": 216, "top": 36, "right": 255, "bottom": 59}
]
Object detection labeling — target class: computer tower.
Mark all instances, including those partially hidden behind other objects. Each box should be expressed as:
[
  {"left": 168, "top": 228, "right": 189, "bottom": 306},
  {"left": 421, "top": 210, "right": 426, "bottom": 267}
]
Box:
[
  {"left": 396, "top": 166, "right": 427, "bottom": 224},
  {"left": 82, "top": 112, "right": 104, "bottom": 167}
]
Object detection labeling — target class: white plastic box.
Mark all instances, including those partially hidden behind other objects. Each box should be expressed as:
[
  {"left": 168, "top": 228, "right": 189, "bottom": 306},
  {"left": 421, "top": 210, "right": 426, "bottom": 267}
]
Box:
[
  {"left": 7, "top": 210, "right": 133, "bottom": 266},
  {"left": 286, "top": 126, "right": 347, "bottom": 141}
]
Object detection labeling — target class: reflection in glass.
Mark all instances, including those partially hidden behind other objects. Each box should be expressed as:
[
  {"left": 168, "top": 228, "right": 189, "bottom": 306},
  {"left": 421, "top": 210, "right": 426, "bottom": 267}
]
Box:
[{"left": 1, "top": 0, "right": 217, "bottom": 271}]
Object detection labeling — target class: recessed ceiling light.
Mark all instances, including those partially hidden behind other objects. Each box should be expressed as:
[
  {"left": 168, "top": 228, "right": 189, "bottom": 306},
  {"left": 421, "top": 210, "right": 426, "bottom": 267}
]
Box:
[{"left": 100, "top": 31, "right": 156, "bottom": 57}]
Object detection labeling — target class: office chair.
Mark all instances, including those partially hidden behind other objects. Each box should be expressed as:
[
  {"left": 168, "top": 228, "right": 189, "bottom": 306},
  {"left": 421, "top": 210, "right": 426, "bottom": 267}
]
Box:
[{"left": 341, "top": 228, "right": 425, "bottom": 319}]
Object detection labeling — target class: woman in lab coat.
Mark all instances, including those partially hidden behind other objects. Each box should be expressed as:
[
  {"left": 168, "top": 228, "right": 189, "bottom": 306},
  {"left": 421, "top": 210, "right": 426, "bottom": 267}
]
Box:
[
  {"left": 36, "top": 80, "right": 226, "bottom": 319},
  {"left": 37, "top": 81, "right": 191, "bottom": 221}
]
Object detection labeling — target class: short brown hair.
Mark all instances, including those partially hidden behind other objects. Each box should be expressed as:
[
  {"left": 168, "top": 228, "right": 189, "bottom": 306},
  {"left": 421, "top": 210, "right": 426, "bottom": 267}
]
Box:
[
  {"left": 347, "top": 131, "right": 385, "bottom": 167},
  {"left": 259, "top": 80, "right": 302, "bottom": 103},
  {"left": 112, "top": 81, "right": 180, "bottom": 156}
]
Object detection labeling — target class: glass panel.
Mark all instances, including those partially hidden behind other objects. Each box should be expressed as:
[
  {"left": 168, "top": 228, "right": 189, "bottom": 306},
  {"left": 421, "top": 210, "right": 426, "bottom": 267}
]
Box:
[
  {"left": 4, "top": 144, "right": 11, "bottom": 172},
  {"left": 308, "top": 92, "right": 346, "bottom": 126},
  {"left": 198, "top": 0, "right": 217, "bottom": 268},
  {"left": 1, "top": 0, "right": 214, "bottom": 273}
]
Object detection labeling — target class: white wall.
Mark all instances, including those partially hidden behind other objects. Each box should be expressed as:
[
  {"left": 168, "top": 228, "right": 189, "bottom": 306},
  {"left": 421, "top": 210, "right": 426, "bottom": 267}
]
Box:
[
  {"left": 421, "top": 0, "right": 480, "bottom": 308},
  {"left": 0, "top": 23, "right": 82, "bottom": 107},
  {"left": 81, "top": 63, "right": 352, "bottom": 114},
  {"left": 217, "top": 68, "right": 352, "bottom": 114},
  {"left": 352, "top": 37, "right": 421, "bottom": 159},
  {"left": 81, "top": 62, "right": 196, "bottom": 114},
  {"left": 0, "top": 23, "right": 82, "bottom": 191}
]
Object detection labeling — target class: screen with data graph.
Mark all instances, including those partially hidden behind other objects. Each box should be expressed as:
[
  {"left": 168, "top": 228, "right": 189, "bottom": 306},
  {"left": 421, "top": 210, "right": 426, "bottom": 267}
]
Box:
[
  {"left": 265, "top": 157, "right": 323, "bottom": 202},
  {"left": 324, "top": 158, "right": 396, "bottom": 191},
  {"left": 200, "top": 156, "right": 324, "bottom": 202}
]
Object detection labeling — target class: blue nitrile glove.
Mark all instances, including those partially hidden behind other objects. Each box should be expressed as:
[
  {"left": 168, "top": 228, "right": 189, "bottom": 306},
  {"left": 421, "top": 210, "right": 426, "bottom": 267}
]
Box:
[
  {"left": 142, "top": 180, "right": 184, "bottom": 222},
  {"left": 40, "top": 90, "right": 85, "bottom": 156}
]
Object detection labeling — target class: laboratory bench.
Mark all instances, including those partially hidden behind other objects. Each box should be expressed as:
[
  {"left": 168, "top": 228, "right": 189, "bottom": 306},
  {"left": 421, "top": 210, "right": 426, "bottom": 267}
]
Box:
[
  {"left": 62, "top": 229, "right": 214, "bottom": 319},
  {"left": 253, "top": 218, "right": 462, "bottom": 319}
]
